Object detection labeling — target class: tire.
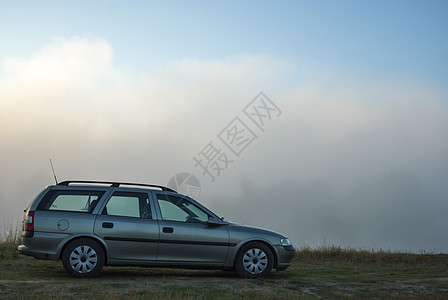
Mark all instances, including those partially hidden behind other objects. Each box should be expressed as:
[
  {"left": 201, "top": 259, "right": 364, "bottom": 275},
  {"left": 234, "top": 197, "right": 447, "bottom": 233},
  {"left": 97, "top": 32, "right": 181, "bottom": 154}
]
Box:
[
  {"left": 62, "top": 238, "right": 105, "bottom": 278},
  {"left": 235, "top": 242, "right": 274, "bottom": 278}
]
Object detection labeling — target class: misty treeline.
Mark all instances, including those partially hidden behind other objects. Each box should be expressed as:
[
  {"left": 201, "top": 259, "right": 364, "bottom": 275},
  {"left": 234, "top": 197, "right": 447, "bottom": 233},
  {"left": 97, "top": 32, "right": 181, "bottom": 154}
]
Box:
[{"left": 211, "top": 170, "right": 447, "bottom": 253}]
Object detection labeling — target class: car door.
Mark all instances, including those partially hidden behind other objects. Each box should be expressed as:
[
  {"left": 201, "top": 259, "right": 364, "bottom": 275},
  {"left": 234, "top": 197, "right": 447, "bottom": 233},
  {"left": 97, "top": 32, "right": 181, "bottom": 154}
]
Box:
[
  {"left": 154, "top": 193, "right": 229, "bottom": 264},
  {"left": 94, "top": 190, "right": 159, "bottom": 261}
]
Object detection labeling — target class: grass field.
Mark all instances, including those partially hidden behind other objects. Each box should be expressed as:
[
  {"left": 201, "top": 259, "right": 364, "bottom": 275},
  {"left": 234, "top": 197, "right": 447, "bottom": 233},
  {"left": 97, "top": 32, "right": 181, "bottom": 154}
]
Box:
[{"left": 1, "top": 240, "right": 447, "bottom": 299}]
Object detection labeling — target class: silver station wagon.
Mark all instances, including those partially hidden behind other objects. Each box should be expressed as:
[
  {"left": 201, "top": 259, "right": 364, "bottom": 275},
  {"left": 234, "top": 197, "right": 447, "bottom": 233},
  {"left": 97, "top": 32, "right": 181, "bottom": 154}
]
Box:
[{"left": 18, "top": 181, "right": 295, "bottom": 278}]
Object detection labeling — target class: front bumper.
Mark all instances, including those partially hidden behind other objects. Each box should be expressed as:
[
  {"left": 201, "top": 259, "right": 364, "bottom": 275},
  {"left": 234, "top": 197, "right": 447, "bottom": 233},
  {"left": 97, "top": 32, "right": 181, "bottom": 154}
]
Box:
[{"left": 274, "top": 244, "right": 295, "bottom": 270}]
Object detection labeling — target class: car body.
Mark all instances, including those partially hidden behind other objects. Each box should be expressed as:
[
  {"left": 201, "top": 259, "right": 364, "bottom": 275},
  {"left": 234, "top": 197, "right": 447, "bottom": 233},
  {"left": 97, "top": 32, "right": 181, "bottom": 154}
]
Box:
[{"left": 18, "top": 180, "right": 295, "bottom": 278}]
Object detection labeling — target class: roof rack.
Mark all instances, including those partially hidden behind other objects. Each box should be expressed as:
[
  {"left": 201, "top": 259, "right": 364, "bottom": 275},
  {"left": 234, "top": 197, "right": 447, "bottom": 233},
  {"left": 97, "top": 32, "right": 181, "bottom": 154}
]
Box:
[{"left": 57, "top": 180, "right": 177, "bottom": 192}]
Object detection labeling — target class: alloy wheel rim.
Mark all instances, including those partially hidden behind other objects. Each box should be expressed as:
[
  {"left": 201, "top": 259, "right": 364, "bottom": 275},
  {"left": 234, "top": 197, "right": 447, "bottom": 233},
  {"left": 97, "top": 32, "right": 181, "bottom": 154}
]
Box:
[
  {"left": 242, "top": 248, "right": 268, "bottom": 274},
  {"left": 69, "top": 245, "right": 98, "bottom": 274}
]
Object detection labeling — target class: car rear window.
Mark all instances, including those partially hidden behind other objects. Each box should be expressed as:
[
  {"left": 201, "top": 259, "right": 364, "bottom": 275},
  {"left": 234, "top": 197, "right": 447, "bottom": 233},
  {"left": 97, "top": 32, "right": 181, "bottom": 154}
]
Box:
[{"left": 37, "top": 190, "right": 105, "bottom": 213}]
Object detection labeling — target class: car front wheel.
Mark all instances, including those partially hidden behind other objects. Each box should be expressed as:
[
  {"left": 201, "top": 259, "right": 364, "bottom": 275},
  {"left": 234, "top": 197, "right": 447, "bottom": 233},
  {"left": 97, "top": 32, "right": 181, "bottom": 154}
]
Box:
[
  {"left": 235, "top": 242, "right": 274, "bottom": 278},
  {"left": 62, "top": 238, "right": 105, "bottom": 278}
]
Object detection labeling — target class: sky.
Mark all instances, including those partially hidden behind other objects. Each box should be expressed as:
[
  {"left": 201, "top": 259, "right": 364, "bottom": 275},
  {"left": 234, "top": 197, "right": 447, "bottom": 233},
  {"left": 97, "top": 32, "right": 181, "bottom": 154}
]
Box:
[{"left": 0, "top": 0, "right": 447, "bottom": 252}]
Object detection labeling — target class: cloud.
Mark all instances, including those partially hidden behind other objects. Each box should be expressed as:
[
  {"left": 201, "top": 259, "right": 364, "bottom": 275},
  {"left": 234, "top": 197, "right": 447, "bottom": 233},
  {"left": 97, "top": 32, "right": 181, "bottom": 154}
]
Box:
[
  {"left": 0, "top": 36, "right": 293, "bottom": 207},
  {"left": 1, "top": 36, "right": 447, "bottom": 251},
  {"left": 2, "top": 36, "right": 114, "bottom": 85}
]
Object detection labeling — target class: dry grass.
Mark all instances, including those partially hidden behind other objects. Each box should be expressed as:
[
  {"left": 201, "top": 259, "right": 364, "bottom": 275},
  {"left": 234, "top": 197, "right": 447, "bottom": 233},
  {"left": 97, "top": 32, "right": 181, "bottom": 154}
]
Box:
[
  {"left": 295, "top": 245, "right": 448, "bottom": 266},
  {"left": 0, "top": 221, "right": 20, "bottom": 260},
  {"left": 1, "top": 219, "right": 21, "bottom": 245}
]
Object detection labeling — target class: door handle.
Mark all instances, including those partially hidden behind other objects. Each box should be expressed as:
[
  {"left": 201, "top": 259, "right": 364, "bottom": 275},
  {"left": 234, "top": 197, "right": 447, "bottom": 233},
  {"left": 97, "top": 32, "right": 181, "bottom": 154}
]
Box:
[
  {"left": 163, "top": 227, "right": 173, "bottom": 233},
  {"left": 102, "top": 222, "right": 114, "bottom": 228}
]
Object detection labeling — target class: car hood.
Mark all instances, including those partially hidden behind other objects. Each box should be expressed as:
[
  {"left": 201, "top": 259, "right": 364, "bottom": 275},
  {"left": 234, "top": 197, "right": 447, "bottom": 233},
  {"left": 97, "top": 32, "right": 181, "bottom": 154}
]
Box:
[{"left": 225, "top": 222, "right": 287, "bottom": 245}]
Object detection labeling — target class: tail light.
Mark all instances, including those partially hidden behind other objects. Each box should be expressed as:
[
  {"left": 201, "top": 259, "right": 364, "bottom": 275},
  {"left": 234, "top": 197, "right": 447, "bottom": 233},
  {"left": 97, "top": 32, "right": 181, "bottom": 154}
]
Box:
[{"left": 25, "top": 211, "right": 35, "bottom": 231}]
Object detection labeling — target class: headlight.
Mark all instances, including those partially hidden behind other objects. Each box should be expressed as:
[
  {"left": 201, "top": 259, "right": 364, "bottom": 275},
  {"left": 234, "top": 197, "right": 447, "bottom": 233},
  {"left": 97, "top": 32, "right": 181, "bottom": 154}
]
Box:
[{"left": 280, "top": 238, "right": 291, "bottom": 246}]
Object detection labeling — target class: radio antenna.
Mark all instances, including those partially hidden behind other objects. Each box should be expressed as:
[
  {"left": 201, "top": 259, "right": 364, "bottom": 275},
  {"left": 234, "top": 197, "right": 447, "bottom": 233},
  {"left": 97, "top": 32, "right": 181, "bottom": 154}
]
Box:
[{"left": 49, "top": 159, "right": 58, "bottom": 184}]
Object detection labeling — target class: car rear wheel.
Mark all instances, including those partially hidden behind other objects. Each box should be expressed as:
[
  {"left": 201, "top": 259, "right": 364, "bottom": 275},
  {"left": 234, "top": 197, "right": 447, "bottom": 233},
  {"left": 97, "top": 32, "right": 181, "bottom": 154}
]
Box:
[
  {"left": 62, "top": 238, "right": 104, "bottom": 278},
  {"left": 235, "top": 242, "right": 274, "bottom": 278}
]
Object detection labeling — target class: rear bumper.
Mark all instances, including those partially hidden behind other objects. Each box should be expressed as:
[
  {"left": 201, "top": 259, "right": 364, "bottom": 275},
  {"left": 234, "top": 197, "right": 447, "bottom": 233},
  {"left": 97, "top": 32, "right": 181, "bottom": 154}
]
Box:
[
  {"left": 17, "top": 245, "right": 32, "bottom": 256},
  {"left": 18, "top": 244, "right": 57, "bottom": 260},
  {"left": 18, "top": 231, "right": 62, "bottom": 260}
]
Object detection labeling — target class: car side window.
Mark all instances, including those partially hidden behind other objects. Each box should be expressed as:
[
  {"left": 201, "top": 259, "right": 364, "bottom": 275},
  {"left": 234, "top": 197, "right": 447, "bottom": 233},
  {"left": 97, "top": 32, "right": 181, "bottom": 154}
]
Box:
[
  {"left": 37, "top": 190, "right": 104, "bottom": 213},
  {"left": 157, "top": 194, "right": 208, "bottom": 223},
  {"left": 103, "top": 192, "right": 152, "bottom": 219}
]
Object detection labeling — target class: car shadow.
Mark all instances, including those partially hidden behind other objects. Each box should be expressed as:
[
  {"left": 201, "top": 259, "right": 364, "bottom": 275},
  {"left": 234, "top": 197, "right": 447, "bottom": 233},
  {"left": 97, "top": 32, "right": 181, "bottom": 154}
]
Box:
[{"left": 98, "top": 267, "right": 238, "bottom": 279}]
